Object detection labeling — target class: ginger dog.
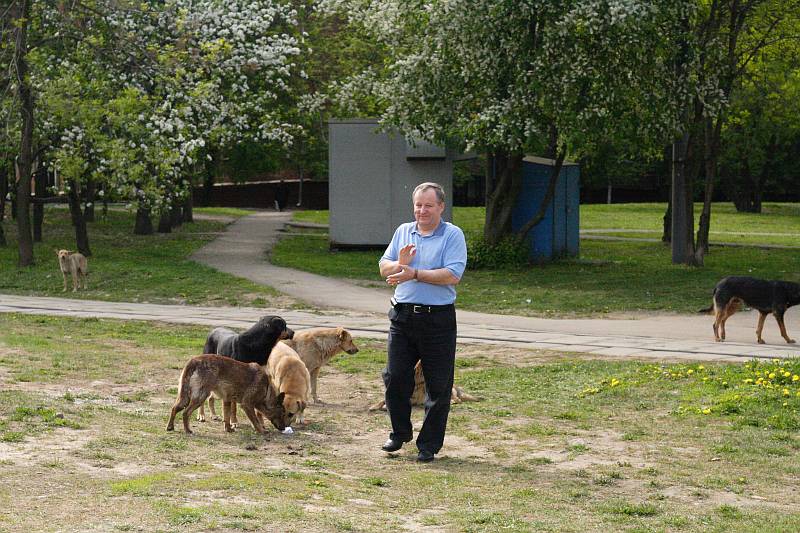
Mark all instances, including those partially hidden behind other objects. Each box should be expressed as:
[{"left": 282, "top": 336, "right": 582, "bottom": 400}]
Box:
[
  {"left": 369, "top": 360, "right": 479, "bottom": 411},
  {"left": 167, "top": 354, "right": 289, "bottom": 434},
  {"left": 282, "top": 327, "right": 359, "bottom": 404},
  {"left": 56, "top": 249, "right": 88, "bottom": 292},
  {"left": 266, "top": 342, "right": 311, "bottom": 426}
]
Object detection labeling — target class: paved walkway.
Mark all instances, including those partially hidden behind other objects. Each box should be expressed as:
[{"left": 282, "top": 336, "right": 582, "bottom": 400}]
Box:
[{"left": 2, "top": 210, "right": 799, "bottom": 363}]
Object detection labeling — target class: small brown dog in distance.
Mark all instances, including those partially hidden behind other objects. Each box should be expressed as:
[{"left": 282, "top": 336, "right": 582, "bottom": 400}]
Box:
[
  {"left": 369, "top": 360, "right": 479, "bottom": 411},
  {"left": 282, "top": 327, "right": 359, "bottom": 404},
  {"left": 167, "top": 354, "right": 289, "bottom": 434},
  {"left": 56, "top": 249, "right": 88, "bottom": 292},
  {"left": 266, "top": 342, "right": 311, "bottom": 426}
]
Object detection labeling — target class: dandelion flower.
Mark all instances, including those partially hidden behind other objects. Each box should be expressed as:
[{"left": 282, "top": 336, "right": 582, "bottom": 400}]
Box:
[
  {"left": 702, "top": 408, "right": 711, "bottom": 414},
  {"left": 769, "top": 373, "right": 776, "bottom": 379},
  {"left": 793, "top": 375, "right": 799, "bottom": 382}
]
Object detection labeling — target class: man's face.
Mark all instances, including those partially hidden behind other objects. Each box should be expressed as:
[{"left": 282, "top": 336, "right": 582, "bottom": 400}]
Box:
[{"left": 413, "top": 188, "right": 444, "bottom": 229}]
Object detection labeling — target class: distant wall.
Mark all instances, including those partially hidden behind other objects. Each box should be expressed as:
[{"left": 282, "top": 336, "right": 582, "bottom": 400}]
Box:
[{"left": 192, "top": 179, "right": 328, "bottom": 210}]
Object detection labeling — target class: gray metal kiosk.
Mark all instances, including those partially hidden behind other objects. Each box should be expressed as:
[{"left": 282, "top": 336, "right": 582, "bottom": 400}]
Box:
[{"left": 328, "top": 119, "right": 459, "bottom": 248}]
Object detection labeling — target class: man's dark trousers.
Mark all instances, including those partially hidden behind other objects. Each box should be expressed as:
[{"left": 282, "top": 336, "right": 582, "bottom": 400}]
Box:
[{"left": 383, "top": 305, "right": 456, "bottom": 454}]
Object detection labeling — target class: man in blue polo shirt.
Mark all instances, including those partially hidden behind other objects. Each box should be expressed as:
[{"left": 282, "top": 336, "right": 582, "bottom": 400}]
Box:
[{"left": 378, "top": 182, "right": 467, "bottom": 462}]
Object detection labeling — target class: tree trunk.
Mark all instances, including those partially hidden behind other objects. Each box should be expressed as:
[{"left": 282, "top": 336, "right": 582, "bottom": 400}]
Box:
[
  {"left": 33, "top": 163, "right": 47, "bottom": 242},
  {"left": 83, "top": 177, "right": 95, "bottom": 222},
  {"left": 0, "top": 161, "right": 7, "bottom": 222},
  {"left": 203, "top": 171, "right": 214, "bottom": 206},
  {"left": 67, "top": 179, "right": 91, "bottom": 257},
  {"left": 661, "top": 143, "right": 672, "bottom": 243},
  {"left": 661, "top": 198, "right": 671, "bottom": 243},
  {"left": 484, "top": 150, "right": 523, "bottom": 245},
  {"left": 170, "top": 204, "right": 182, "bottom": 228},
  {"left": 182, "top": 192, "right": 194, "bottom": 223},
  {"left": 134, "top": 204, "right": 154, "bottom": 235},
  {"left": 0, "top": 161, "right": 8, "bottom": 246},
  {"left": 694, "top": 116, "right": 722, "bottom": 264},
  {"left": 671, "top": 131, "right": 697, "bottom": 265},
  {"left": 157, "top": 210, "right": 172, "bottom": 233},
  {"left": 14, "top": 0, "right": 35, "bottom": 267}
]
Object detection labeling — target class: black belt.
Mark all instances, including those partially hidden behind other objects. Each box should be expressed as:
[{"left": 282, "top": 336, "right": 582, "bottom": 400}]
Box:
[{"left": 392, "top": 300, "right": 454, "bottom": 314}]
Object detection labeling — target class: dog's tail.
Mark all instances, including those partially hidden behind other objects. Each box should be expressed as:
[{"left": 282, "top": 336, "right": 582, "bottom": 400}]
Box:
[
  {"left": 454, "top": 387, "right": 480, "bottom": 402},
  {"left": 174, "top": 359, "right": 196, "bottom": 408},
  {"left": 697, "top": 286, "right": 719, "bottom": 314},
  {"left": 368, "top": 399, "right": 386, "bottom": 411}
]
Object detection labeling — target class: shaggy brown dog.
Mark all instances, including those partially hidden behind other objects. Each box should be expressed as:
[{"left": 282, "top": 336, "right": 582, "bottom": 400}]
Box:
[
  {"left": 167, "top": 354, "right": 289, "bottom": 434},
  {"left": 699, "top": 276, "right": 800, "bottom": 344},
  {"left": 266, "top": 342, "right": 311, "bottom": 426},
  {"left": 282, "top": 327, "right": 359, "bottom": 404},
  {"left": 369, "top": 361, "right": 479, "bottom": 411},
  {"left": 56, "top": 249, "right": 88, "bottom": 292}
]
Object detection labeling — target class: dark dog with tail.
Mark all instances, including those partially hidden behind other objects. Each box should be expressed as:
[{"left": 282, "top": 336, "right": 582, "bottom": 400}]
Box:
[{"left": 699, "top": 276, "right": 800, "bottom": 344}]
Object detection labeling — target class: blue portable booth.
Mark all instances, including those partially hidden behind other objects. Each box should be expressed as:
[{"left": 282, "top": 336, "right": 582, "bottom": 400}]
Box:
[{"left": 511, "top": 155, "right": 580, "bottom": 262}]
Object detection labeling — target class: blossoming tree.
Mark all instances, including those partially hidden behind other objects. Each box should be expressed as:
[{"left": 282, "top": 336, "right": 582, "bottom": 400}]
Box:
[{"left": 323, "top": 0, "right": 694, "bottom": 247}]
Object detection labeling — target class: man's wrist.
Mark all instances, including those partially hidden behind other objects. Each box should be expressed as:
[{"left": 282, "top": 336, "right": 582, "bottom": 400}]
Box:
[{"left": 413, "top": 268, "right": 419, "bottom": 280}]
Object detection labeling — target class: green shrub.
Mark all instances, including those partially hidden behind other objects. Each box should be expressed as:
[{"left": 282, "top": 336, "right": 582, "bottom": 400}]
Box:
[{"left": 465, "top": 232, "right": 528, "bottom": 269}]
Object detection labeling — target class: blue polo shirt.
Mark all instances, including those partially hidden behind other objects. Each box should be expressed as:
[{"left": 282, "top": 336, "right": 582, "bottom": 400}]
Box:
[{"left": 380, "top": 221, "right": 467, "bottom": 305}]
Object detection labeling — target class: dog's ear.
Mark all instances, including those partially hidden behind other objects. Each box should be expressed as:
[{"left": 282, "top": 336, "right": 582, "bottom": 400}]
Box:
[
  {"left": 275, "top": 391, "right": 286, "bottom": 406},
  {"left": 336, "top": 327, "right": 345, "bottom": 340}
]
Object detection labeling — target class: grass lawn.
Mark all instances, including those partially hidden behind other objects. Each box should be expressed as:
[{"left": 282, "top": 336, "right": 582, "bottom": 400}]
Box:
[
  {"left": 277, "top": 203, "right": 800, "bottom": 317},
  {"left": 1, "top": 314, "right": 799, "bottom": 532},
  {"left": 0, "top": 206, "right": 294, "bottom": 308},
  {"left": 295, "top": 202, "right": 800, "bottom": 246}
]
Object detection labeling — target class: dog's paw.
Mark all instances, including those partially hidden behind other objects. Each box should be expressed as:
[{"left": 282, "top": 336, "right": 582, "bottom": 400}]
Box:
[
  {"left": 212, "top": 415, "right": 222, "bottom": 421},
  {"left": 196, "top": 414, "right": 206, "bottom": 422},
  {"left": 788, "top": 339, "right": 796, "bottom": 344},
  {"left": 758, "top": 339, "right": 766, "bottom": 344}
]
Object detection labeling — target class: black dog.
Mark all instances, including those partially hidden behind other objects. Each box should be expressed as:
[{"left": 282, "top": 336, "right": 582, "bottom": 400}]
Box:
[
  {"left": 699, "top": 276, "right": 800, "bottom": 344},
  {"left": 199, "top": 316, "right": 294, "bottom": 422},
  {"left": 203, "top": 316, "right": 294, "bottom": 365}
]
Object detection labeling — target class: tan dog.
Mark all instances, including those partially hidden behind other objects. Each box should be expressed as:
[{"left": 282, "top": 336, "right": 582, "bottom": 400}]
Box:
[
  {"left": 167, "top": 354, "right": 289, "bottom": 434},
  {"left": 56, "top": 249, "right": 88, "bottom": 292},
  {"left": 266, "top": 342, "right": 311, "bottom": 426},
  {"left": 282, "top": 327, "right": 359, "bottom": 404},
  {"left": 369, "top": 361, "right": 479, "bottom": 411}
]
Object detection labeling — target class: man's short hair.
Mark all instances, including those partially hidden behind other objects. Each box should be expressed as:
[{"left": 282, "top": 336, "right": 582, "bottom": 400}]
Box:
[{"left": 412, "top": 182, "right": 445, "bottom": 204}]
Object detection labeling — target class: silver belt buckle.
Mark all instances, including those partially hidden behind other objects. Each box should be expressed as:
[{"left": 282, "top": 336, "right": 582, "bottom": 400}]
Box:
[{"left": 413, "top": 305, "right": 425, "bottom": 313}]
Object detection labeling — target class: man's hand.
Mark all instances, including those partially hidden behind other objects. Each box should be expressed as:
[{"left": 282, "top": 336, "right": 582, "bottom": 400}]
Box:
[
  {"left": 398, "top": 244, "right": 416, "bottom": 265},
  {"left": 386, "top": 265, "right": 415, "bottom": 286}
]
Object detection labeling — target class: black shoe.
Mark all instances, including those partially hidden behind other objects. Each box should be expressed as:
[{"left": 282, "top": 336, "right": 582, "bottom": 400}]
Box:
[
  {"left": 381, "top": 437, "right": 410, "bottom": 452},
  {"left": 417, "top": 450, "right": 435, "bottom": 463}
]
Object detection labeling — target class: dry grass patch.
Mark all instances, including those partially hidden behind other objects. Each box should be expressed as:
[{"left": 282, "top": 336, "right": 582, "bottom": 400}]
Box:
[{"left": 1, "top": 314, "right": 800, "bottom": 532}]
